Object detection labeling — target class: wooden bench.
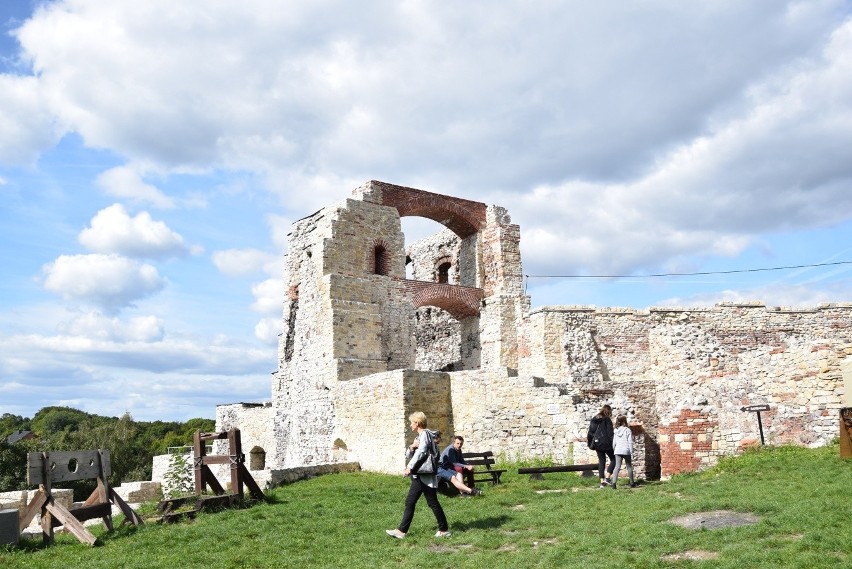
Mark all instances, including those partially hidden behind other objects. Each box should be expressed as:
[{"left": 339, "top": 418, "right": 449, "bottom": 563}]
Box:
[
  {"left": 462, "top": 451, "right": 506, "bottom": 486},
  {"left": 517, "top": 463, "right": 598, "bottom": 480}
]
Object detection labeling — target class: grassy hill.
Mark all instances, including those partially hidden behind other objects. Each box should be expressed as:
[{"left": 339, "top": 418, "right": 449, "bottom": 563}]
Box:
[{"left": 2, "top": 444, "right": 849, "bottom": 568}]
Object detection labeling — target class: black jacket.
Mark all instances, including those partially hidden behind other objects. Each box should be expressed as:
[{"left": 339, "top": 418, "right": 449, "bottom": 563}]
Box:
[{"left": 587, "top": 415, "right": 614, "bottom": 451}]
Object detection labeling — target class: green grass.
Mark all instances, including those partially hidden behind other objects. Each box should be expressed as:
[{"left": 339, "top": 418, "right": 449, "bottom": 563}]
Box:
[{"left": 2, "top": 444, "right": 849, "bottom": 568}]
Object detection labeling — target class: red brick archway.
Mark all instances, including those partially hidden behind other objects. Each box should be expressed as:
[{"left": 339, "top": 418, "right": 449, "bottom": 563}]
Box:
[
  {"left": 401, "top": 280, "right": 484, "bottom": 320},
  {"left": 370, "top": 181, "right": 487, "bottom": 238}
]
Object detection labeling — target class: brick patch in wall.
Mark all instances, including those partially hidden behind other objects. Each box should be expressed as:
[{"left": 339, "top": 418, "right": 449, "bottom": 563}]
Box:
[{"left": 660, "top": 409, "right": 719, "bottom": 477}]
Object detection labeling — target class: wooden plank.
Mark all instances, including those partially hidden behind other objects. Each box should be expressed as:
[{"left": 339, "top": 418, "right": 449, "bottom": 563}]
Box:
[
  {"left": 19, "top": 489, "right": 46, "bottom": 532},
  {"left": 202, "top": 465, "right": 226, "bottom": 495},
  {"left": 110, "top": 489, "right": 144, "bottom": 526},
  {"left": 196, "top": 494, "right": 235, "bottom": 510},
  {"left": 229, "top": 429, "right": 242, "bottom": 499},
  {"left": 159, "top": 510, "right": 198, "bottom": 524},
  {"left": 200, "top": 455, "right": 234, "bottom": 465},
  {"left": 198, "top": 431, "right": 228, "bottom": 441},
  {"left": 238, "top": 463, "right": 265, "bottom": 501},
  {"left": 41, "top": 504, "right": 54, "bottom": 546},
  {"left": 462, "top": 452, "right": 494, "bottom": 460},
  {"left": 157, "top": 496, "right": 195, "bottom": 514},
  {"left": 45, "top": 502, "right": 98, "bottom": 546},
  {"left": 28, "top": 450, "right": 104, "bottom": 484},
  {"left": 841, "top": 408, "right": 852, "bottom": 459},
  {"left": 465, "top": 458, "right": 497, "bottom": 467},
  {"left": 518, "top": 464, "right": 597, "bottom": 474},
  {"left": 51, "top": 503, "right": 112, "bottom": 526}
]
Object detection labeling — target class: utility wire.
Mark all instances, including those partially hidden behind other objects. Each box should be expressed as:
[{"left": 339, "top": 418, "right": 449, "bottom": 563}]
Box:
[{"left": 525, "top": 260, "right": 852, "bottom": 280}]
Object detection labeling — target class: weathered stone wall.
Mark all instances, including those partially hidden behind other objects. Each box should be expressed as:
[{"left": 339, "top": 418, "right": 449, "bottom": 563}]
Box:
[
  {"left": 214, "top": 181, "right": 849, "bottom": 484},
  {"left": 519, "top": 303, "right": 851, "bottom": 477}
]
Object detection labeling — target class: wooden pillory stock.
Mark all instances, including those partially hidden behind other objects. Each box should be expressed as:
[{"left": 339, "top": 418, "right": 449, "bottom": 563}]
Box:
[
  {"left": 22, "top": 449, "right": 143, "bottom": 546},
  {"left": 157, "top": 428, "right": 264, "bottom": 522}
]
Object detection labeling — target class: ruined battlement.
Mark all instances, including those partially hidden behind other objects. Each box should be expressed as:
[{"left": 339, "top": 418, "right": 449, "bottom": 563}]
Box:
[{"left": 217, "top": 182, "right": 851, "bottom": 480}]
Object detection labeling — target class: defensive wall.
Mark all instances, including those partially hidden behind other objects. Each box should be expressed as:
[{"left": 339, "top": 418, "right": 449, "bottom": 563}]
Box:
[{"left": 216, "top": 181, "right": 851, "bottom": 481}]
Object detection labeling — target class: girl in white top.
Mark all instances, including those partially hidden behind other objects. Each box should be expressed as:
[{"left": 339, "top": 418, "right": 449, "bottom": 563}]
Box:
[{"left": 611, "top": 415, "right": 636, "bottom": 489}]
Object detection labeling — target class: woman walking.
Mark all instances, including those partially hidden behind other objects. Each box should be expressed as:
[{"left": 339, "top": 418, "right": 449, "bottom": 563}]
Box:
[
  {"left": 610, "top": 415, "right": 637, "bottom": 489},
  {"left": 386, "top": 412, "right": 451, "bottom": 538},
  {"left": 587, "top": 404, "right": 615, "bottom": 488}
]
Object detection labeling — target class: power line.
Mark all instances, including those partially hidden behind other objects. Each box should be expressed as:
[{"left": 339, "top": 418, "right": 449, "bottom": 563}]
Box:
[{"left": 525, "top": 260, "right": 852, "bottom": 280}]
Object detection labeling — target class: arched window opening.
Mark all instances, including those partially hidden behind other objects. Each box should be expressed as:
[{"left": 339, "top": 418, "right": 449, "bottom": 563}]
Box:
[
  {"left": 374, "top": 245, "right": 387, "bottom": 275},
  {"left": 249, "top": 446, "right": 266, "bottom": 471},
  {"left": 437, "top": 261, "right": 451, "bottom": 284}
]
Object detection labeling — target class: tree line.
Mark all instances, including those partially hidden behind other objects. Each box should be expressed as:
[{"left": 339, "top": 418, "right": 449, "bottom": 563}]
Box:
[{"left": 0, "top": 406, "right": 215, "bottom": 499}]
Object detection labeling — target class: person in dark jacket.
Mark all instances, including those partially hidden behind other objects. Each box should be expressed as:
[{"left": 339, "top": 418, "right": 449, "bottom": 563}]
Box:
[
  {"left": 587, "top": 404, "right": 615, "bottom": 488},
  {"left": 438, "top": 435, "right": 481, "bottom": 497}
]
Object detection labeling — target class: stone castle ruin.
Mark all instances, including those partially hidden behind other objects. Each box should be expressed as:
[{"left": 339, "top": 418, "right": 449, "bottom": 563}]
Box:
[{"left": 217, "top": 181, "right": 852, "bottom": 481}]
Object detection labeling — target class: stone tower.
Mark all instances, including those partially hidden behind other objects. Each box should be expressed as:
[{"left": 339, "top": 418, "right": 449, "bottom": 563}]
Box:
[{"left": 266, "top": 181, "right": 529, "bottom": 471}]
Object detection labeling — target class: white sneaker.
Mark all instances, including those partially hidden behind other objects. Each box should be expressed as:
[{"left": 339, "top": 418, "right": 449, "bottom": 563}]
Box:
[
  {"left": 385, "top": 529, "right": 405, "bottom": 539},
  {"left": 435, "top": 530, "right": 452, "bottom": 538}
]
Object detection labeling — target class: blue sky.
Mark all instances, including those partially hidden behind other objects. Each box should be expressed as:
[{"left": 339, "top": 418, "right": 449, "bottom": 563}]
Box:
[{"left": 2, "top": 1, "right": 852, "bottom": 421}]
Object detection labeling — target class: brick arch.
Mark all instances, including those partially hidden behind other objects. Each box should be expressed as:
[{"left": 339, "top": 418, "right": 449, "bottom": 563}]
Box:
[
  {"left": 371, "top": 181, "right": 487, "bottom": 238},
  {"left": 403, "top": 281, "right": 484, "bottom": 320}
]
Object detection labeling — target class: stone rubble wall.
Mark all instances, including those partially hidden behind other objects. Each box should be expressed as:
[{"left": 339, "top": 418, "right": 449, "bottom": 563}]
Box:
[
  {"left": 519, "top": 302, "right": 851, "bottom": 477},
  {"left": 212, "top": 182, "right": 850, "bottom": 484}
]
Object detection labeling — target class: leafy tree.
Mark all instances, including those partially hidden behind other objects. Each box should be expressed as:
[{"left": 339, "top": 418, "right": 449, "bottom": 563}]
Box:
[
  {"left": 0, "top": 413, "right": 30, "bottom": 440},
  {"left": 0, "top": 439, "right": 30, "bottom": 491},
  {"left": 0, "top": 406, "right": 217, "bottom": 499},
  {"left": 30, "top": 406, "right": 91, "bottom": 435}
]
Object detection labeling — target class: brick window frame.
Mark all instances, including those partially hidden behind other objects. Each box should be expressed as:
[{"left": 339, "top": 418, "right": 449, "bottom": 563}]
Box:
[{"left": 372, "top": 239, "right": 389, "bottom": 275}]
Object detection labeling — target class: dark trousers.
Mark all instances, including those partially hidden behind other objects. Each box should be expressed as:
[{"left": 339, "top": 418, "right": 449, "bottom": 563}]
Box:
[
  {"left": 596, "top": 449, "right": 615, "bottom": 480},
  {"left": 612, "top": 453, "right": 634, "bottom": 485},
  {"left": 398, "top": 477, "right": 448, "bottom": 533}
]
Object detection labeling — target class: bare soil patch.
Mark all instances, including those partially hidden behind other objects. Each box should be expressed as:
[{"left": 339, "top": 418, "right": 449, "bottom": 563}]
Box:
[
  {"left": 669, "top": 510, "right": 760, "bottom": 530},
  {"left": 662, "top": 550, "right": 720, "bottom": 561}
]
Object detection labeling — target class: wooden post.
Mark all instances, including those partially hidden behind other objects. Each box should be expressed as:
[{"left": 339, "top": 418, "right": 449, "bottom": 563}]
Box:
[
  {"left": 841, "top": 407, "right": 852, "bottom": 459},
  {"left": 40, "top": 452, "right": 53, "bottom": 545},
  {"left": 228, "top": 428, "right": 243, "bottom": 499},
  {"left": 96, "top": 450, "right": 114, "bottom": 531},
  {"left": 193, "top": 430, "right": 205, "bottom": 495}
]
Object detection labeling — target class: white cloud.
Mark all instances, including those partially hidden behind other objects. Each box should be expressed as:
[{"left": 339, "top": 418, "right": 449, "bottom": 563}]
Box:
[
  {"left": 657, "top": 278, "right": 852, "bottom": 309},
  {"left": 213, "top": 248, "right": 276, "bottom": 277},
  {"left": 505, "top": 17, "right": 852, "bottom": 279},
  {"left": 250, "top": 278, "right": 284, "bottom": 313},
  {"left": 79, "top": 203, "right": 190, "bottom": 259},
  {"left": 95, "top": 166, "right": 175, "bottom": 208},
  {"left": 56, "top": 311, "right": 165, "bottom": 342},
  {"left": 41, "top": 254, "right": 166, "bottom": 312},
  {"left": 266, "top": 213, "right": 291, "bottom": 252},
  {"left": 254, "top": 317, "right": 282, "bottom": 345},
  {"left": 0, "top": 330, "right": 272, "bottom": 420},
  {"left": 0, "top": 74, "right": 61, "bottom": 165},
  {"left": 8, "top": 2, "right": 850, "bottom": 264}
]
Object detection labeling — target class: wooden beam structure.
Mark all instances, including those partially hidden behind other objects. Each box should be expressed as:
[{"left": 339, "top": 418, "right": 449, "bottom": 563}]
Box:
[{"left": 23, "top": 449, "right": 143, "bottom": 546}]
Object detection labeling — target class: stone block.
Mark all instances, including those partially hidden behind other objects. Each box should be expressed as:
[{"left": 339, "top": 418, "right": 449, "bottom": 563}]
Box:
[{"left": 0, "top": 509, "right": 19, "bottom": 546}]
